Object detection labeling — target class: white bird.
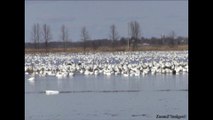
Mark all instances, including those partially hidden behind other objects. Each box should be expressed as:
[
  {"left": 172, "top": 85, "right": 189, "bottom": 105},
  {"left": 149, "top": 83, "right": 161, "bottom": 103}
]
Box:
[
  {"left": 105, "top": 72, "right": 112, "bottom": 76},
  {"left": 28, "top": 72, "right": 35, "bottom": 80},
  {"left": 84, "top": 70, "right": 90, "bottom": 75},
  {"left": 123, "top": 72, "right": 129, "bottom": 77},
  {"left": 45, "top": 90, "right": 59, "bottom": 95},
  {"left": 28, "top": 77, "right": 35, "bottom": 81},
  {"left": 94, "top": 70, "right": 99, "bottom": 75},
  {"left": 79, "top": 69, "right": 84, "bottom": 74},
  {"left": 69, "top": 72, "right": 74, "bottom": 76},
  {"left": 56, "top": 72, "right": 63, "bottom": 79}
]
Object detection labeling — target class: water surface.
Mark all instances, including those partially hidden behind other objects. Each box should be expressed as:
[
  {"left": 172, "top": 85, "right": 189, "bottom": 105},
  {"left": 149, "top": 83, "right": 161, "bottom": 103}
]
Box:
[{"left": 25, "top": 74, "right": 188, "bottom": 120}]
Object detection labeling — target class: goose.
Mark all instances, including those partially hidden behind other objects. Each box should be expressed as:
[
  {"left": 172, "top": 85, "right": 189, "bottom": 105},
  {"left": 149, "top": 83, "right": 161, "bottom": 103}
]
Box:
[
  {"left": 123, "top": 72, "right": 129, "bottom": 77},
  {"left": 48, "top": 71, "right": 56, "bottom": 77},
  {"left": 134, "top": 71, "right": 140, "bottom": 76},
  {"left": 45, "top": 90, "right": 59, "bottom": 95},
  {"left": 130, "top": 70, "right": 135, "bottom": 76},
  {"left": 99, "top": 69, "right": 103, "bottom": 73},
  {"left": 28, "top": 71, "right": 35, "bottom": 81},
  {"left": 56, "top": 72, "right": 63, "bottom": 79},
  {"left": 141, "top": 71, "right": 146, "bottom": 76},
  {"left": 114, "top": 71, "right": 120, "bottom": 75},
  {"left": 79, "top": 69, "right": 84, "bottom": 74},
  {"left": 129, "top": 73, "right": 134, "bottom": 76},
  {"left": 94, "top": 70, "right": 99, "bottom": 75},
  {"left": 84, "top": 69, "right": 91, "bottom": 75},
  {"left": 28, "top": 76, "right": 35, "bottom": 81},
  {"left": 69, "top": 72, "right": 74, "bottom": 77},
  {"left": 105, "top": 71, "right": 112, "bottom": 76}
]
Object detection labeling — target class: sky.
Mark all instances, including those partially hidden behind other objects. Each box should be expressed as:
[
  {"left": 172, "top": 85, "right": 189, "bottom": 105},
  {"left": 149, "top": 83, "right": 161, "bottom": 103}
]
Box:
[{"left": 25, "top": 0, "right": 188, "bottom": 42}]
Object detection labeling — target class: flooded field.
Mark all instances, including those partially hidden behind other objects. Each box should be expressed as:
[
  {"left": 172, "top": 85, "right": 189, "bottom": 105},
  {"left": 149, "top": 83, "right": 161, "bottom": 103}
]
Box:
[
  {"left": 25, "top": 74, "right": 188, "bottom": 120},
  {"left": 25, "top": 51, "right": 188, "bottom": 120}
]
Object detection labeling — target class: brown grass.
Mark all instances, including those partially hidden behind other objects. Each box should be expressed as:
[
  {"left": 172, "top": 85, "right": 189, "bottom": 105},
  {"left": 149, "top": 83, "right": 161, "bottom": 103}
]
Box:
[{"left": 25, "top": 45, "right": 188, "bottom": 53}]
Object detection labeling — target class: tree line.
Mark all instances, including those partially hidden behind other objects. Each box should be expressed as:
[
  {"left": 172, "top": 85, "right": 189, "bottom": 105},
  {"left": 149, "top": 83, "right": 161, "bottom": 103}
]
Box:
[{"left": 28, "top": 21, "right": 188, "bottom": 52}]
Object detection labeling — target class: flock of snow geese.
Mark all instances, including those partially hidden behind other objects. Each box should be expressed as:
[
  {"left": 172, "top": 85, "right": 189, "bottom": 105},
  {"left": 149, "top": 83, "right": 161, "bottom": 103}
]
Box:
[
  {"left": 25, "top": 51, "right": 188, "bottom": 95},
  {"left": 25, "top": 51, "right": 188, "bottom": 80}
]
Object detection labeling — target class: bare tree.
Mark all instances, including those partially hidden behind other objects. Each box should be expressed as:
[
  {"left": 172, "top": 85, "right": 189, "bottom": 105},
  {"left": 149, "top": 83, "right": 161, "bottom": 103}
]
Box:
[
  {"left": 109, "top": 24, "right": 119, "bottom": 49},
  {"left": 160, "top": 34, "right": 166, "bottom": 45},
  {"left": 92, "top": 40, "right": 98, "bottom": 51},
  {"left": 129, "top": 21, "right": 141, "bottom": 50},
  {"left": 127, "top": 24, "right": 130, "bottom": 51},
  {"left": 168, "top": 31, "right": 176, "bottom": 46},
  {"left": 31, "top": 23, "right": 41, "bottom": 51},
  {"left": 31, "top": 24, "right": 37, "bottom": 49},
  {"left": 61, "top": 25, "right": 69, "bottom": 52},
  {"left": 36, "top": 23, "right": 41, "bottom": 50},
  {"left": 80, "top": 26, "right": 90, "bottom": 53},
  {"left": 169, "top": 31, "right": 175, "bottom": 38},
  {"left": 42, "top": 24, "right": 52, "bottom": 52}
]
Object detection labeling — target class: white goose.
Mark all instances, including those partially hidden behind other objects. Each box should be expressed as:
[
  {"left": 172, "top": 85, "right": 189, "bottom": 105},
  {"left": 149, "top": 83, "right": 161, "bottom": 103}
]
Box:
[
  {"left": 28, "top": 72, "right": 35, "bottom": 82},
  {"left": 28, "top": 76, "right": 35, "bottom": 81},
  {"left": 56, "top": 72, "right": 63, "bottom": 79},
  {"left": 45, "top": 90, "right": 59, "bottom": 95}
]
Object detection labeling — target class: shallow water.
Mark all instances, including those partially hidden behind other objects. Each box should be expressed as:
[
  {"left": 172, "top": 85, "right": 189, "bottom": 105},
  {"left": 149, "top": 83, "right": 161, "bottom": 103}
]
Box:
[{"left": 25, "top": 74, "right": 188, "bottom": 120}]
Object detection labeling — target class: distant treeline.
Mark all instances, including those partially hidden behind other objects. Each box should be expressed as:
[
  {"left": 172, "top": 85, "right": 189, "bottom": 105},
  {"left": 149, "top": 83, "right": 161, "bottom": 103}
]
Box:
[
  {"left": 27, "top": 21, "right": 188, "bottom": 52},
  {"left": 25, "top": 36, "right": 188, "bottom": 49}
]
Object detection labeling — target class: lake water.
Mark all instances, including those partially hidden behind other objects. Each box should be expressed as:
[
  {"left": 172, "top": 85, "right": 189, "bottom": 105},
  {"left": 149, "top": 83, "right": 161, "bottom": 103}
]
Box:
[{"left": 25, "top": 74, "right": 188, "bottom": 120}]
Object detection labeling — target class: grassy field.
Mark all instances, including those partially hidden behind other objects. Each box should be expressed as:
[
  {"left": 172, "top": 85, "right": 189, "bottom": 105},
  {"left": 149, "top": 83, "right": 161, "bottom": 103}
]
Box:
[{"left": 25, "top": 45, "right": 188, "bottom": 53}]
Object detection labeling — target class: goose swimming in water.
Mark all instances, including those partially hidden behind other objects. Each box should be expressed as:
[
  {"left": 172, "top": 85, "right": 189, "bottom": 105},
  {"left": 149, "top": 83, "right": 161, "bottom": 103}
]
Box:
[
  {"left": 45, "top": 90, "right": 59, "bottom": 95},
  {"left": 28, "top": 72, "right": 35, "bottom": 81},
  {"left": 28, "top": 76, "right": 35, "bottom": 81}
]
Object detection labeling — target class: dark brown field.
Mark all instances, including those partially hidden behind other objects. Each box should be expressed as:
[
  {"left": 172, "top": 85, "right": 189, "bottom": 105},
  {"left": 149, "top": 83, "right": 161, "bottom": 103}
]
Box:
[{"left": 25, "top": 45, "right": 188, "bottom": 53}]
